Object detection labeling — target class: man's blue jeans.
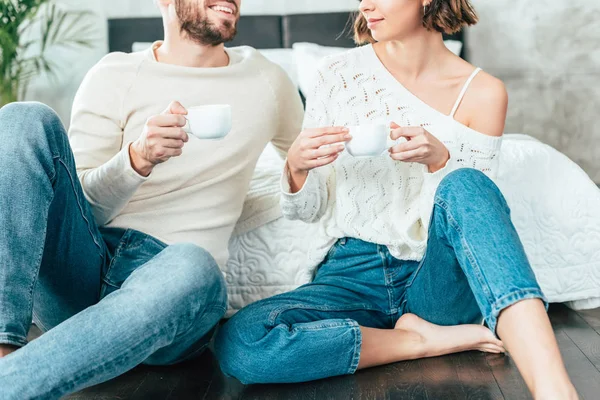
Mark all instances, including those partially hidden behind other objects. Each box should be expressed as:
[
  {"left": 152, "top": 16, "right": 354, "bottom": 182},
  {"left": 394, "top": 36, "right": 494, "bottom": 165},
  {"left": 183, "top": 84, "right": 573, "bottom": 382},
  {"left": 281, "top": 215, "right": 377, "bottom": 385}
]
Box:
[
  {"left": 215, "top": 168, "right": 547, "bottom": 384},
  {"left": 0, "top": 102, "right": 228, "bottom": 399}
]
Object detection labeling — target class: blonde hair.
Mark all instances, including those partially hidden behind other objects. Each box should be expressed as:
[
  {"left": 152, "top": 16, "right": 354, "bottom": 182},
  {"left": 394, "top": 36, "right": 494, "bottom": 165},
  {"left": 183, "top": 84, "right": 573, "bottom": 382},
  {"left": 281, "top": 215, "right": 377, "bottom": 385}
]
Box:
[{"left": 354, "top": 0, "right": 478, "bottom": 45}]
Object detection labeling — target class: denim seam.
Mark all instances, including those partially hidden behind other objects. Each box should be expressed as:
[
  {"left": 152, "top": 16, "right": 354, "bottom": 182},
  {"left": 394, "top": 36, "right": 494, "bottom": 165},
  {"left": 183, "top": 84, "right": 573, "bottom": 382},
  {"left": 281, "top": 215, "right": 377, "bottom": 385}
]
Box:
[
  {"left": 173, "top": 304, "right": 227, "bottom": 342},
  {"left": 348, "top": 320, "right": 362, "bottom": 375},
  {"left": 0, "top": 333, "right": 28, "bottom": 348},
  {"left": 157, "top": 305, "right": 226, "bottom": 366},
  {"left": 323, "top": 238, "right": 346, "bottom": 263},
  {"left": 403, "top": 255, "right": 426, "bottom": 290},
  {"left": 52, "top": 327, "right": 166, "bottom": 398},
  {"left": 101, "top": 229, "right": 134, "bottom": 288},
  {"left": 57, "top": 158, "right": 104, "bottom": 252},
  {"left": 378, "top": 246, "right": 396, "bottom": 315},
  {"left": 435, "top": 198, "right": 496, "bottom": 306},
  {"left": 486, "top": 288, "right": 547, "bottom": 333},
  {"left": 32, "top": 309, "right": 50, "bottom": 333},
  {"left": 24, "top": 194, "right": 53, "bottom": 335},
  {"left": 289, "top": 319, "right": 357, "bottom": 332},
  {"left": 267, "top": 304, "right": 379, "bottom": 326}
]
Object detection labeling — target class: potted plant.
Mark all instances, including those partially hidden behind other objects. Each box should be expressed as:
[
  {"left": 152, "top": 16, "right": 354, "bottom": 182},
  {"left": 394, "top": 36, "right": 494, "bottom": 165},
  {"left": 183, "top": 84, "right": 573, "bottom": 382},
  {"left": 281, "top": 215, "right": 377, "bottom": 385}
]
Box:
[{"left": 0, "top": 0, "right": 94, "bottom": 107}]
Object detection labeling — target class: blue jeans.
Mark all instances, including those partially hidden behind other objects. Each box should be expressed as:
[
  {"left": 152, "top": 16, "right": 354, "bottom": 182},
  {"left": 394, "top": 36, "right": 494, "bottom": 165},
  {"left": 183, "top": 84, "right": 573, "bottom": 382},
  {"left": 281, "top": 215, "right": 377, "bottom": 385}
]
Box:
[
  {"left": 0, "top": 102, "right": 228, "bottom": 399},
  {"left": 215, "top": 168, "right": 547, "bottom": 384}
]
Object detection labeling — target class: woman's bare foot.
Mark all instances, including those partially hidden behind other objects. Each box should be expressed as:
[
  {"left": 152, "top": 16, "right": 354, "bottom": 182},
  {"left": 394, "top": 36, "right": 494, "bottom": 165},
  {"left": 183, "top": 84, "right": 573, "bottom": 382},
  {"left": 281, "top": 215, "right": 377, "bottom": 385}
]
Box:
[
  {"left": 395, "top": 313, "right": 505, "bottom": 358},
  {"left": 0, "top": 344, "right": 18, "bottom": 358}
]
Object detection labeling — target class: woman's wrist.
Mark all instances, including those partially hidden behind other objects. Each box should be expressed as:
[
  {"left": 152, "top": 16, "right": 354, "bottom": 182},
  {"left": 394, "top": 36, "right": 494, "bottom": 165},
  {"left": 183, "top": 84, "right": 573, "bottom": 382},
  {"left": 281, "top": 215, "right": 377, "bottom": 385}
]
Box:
[
  {"left": 428, "top": 151, "right": 450, "bottom": 173},
  {"left": 286, "top": 161, "right": 309, "bottom": 193}
]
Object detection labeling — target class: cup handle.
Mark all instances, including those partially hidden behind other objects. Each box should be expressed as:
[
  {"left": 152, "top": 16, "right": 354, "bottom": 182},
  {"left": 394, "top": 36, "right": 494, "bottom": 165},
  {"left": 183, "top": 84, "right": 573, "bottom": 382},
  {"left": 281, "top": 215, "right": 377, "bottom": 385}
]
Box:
[{"left": 182, "top": 117, "right": 191, "bottom": 134}]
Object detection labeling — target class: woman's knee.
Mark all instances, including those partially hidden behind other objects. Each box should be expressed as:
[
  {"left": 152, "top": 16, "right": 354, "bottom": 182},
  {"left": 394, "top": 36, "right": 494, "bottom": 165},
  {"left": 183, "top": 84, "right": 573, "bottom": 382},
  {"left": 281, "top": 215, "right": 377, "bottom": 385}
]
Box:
[
  {"left": 214, "top": 303, "right": 274, "bottom": 384},
  {"left": 435, "top": 168, "right": 509, "bottom": 211}
]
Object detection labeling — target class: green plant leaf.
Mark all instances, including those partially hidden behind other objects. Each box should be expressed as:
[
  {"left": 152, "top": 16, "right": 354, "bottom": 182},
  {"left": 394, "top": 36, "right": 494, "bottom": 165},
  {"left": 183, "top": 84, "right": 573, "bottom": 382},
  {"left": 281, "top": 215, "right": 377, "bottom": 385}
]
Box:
[{"left": 1, "top": 0, "right": 96, "bottom": 102}]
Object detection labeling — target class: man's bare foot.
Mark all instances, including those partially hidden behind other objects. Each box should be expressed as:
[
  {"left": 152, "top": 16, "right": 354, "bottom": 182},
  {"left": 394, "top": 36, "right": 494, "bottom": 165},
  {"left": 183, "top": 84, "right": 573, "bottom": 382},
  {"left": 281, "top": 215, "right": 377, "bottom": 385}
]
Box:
[
  {"left": 395, "top": 313, "right": 505, "bottom": 358},
  {"left": 0, "top": 344, "right": 18, "bottom": 358}
]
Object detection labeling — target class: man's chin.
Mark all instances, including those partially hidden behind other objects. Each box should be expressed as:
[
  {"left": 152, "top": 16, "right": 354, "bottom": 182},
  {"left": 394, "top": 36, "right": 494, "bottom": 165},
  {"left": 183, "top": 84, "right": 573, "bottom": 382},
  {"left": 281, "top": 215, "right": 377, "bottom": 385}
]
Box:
[
  {"left": 206, "top": 18, "right": 238, "bottom": 38},
  {"left": 214, "top": 27, "right": 238, "bottom": 43}
]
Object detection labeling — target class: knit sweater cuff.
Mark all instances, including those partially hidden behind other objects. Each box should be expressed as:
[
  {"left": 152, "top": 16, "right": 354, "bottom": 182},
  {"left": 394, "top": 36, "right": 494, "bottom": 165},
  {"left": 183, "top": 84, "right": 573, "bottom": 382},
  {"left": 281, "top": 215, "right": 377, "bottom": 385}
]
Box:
[
  {"left": 422, "top": 153, "right": 459, "bottom": 196},
  {"left": 280, "top": 162, "right": 323, "bottom": 221},
  {"left": 78, "top": 143, "right": 149, "bottom": 225}
]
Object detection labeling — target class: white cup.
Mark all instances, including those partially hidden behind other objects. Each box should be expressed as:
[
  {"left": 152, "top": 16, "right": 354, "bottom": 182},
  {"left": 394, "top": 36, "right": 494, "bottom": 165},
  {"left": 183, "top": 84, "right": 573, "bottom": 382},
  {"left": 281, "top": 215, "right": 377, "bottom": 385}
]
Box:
[
  {"left": 184, "top": 105, "right": 232, "bottom": 139},
  {"left": 346, "top": 124, "right": 391, "bottom": 157}
]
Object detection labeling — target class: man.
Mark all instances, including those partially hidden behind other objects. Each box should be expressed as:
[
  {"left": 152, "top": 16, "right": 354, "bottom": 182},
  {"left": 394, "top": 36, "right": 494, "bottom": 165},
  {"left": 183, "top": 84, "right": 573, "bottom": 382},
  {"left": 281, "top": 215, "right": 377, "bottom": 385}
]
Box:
[{"left": 0, "top": 0, "right": 303, "bottom": 397}]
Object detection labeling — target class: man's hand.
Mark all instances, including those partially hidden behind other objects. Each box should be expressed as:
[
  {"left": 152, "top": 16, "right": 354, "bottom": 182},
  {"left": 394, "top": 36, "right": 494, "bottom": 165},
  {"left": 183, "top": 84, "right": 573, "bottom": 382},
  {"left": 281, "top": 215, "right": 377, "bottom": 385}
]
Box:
[{"left": 130, "top": 101, "right": 190, "bottom": 177}]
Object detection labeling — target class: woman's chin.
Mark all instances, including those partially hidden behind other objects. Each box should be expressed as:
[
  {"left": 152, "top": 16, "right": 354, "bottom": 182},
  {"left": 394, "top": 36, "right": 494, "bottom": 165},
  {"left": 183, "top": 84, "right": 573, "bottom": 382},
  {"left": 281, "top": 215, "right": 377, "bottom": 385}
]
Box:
[{"left": 369, "top": 31, "right": 388, "bottom": 43}]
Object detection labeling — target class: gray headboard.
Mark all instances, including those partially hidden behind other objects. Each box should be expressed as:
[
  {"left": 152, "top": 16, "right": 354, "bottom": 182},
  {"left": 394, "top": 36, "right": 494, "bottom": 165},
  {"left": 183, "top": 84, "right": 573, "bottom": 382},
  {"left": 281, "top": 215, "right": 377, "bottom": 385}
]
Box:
[{"left": 108, "top": 13, "right": 467, "bottom": 58}]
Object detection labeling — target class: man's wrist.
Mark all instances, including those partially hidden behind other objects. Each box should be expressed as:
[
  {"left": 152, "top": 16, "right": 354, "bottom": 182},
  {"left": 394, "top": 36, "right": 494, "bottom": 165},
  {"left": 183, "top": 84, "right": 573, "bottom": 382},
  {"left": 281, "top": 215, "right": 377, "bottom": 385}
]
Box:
[{"left": 129, "top": 144, "right": 154, "bottom": 177}]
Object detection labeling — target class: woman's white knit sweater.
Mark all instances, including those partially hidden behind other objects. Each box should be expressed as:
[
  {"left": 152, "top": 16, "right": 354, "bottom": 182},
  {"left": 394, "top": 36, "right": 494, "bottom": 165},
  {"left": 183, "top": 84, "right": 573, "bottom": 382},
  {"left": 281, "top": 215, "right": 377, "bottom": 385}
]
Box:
[{"left": 280, "top": 45, "right": 502, "bottom": 262}]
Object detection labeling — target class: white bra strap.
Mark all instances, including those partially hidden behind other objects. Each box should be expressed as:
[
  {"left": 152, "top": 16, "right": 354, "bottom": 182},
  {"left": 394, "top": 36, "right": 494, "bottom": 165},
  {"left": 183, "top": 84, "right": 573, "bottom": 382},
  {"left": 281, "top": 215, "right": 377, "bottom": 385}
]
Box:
[{"left": 450, "top": 67, "right": 482, "bottom": 118}]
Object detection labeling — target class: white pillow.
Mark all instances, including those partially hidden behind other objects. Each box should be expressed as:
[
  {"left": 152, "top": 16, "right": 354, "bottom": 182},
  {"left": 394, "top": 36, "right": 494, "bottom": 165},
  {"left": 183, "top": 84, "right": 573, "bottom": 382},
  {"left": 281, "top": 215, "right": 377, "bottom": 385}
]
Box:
[
  {"left": 293, "top": 40, "right": 464, "bottom": 96},
  {"left": 293, "top": 42, "right": 347, "bottom": 97},
  {"left": 132, "top": 42, "right": 152, "bottom": 53},
  {"left": 258, "top": 49, "right": 299, "bottom": 88}
]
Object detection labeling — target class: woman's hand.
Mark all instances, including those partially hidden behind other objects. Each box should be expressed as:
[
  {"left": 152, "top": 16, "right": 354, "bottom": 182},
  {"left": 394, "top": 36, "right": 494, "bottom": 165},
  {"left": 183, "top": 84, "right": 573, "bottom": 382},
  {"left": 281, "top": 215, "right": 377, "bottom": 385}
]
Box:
[
  {"left": 286, "top": 127, "right": 351, "bottom": 193},
  {"left": 389, "top": 122, "right": 450, "bottom": 173}
]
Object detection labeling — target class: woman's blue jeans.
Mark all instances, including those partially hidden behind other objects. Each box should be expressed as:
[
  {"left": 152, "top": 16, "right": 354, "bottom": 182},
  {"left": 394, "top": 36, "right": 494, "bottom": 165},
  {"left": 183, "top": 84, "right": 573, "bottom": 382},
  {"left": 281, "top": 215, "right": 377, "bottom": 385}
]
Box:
[{"left": 215, "top": 168, "right": 546, "bottom": 384}]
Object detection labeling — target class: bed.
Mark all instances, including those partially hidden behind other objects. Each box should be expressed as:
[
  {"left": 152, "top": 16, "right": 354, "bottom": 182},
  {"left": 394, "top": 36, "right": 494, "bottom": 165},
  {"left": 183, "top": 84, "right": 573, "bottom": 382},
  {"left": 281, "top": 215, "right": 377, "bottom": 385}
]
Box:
[{"left": 108, "top": 13, "right": 600, "bottom": 315}]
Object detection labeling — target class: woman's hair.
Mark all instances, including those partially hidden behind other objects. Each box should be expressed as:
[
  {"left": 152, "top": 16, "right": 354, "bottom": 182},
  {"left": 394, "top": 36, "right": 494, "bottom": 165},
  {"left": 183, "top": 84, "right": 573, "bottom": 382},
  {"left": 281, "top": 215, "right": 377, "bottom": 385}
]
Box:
[{"left": 354, "top": 0, "right": 479, "bottom": 45}]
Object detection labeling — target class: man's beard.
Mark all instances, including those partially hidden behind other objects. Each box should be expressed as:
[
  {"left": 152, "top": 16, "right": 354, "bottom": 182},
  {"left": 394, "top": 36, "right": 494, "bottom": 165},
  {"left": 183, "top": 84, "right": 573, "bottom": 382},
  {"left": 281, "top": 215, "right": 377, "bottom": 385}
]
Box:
[{"left": 175, "top": 0, "right": 238, "bottom": 46}]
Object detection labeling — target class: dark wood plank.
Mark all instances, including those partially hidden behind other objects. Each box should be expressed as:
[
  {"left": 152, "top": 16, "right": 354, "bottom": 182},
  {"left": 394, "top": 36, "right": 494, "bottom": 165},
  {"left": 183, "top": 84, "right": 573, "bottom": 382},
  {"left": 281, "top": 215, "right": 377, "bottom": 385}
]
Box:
[
  {"left": 452, "top": 351, "right": 504, "bottom": 400},
  {"left": 36, "top": 305, "right": 600, "bottom": 399},
  {"left": 66, "top": 350, "right": 218, "bottom": 400},
  {"left": 201, "top": 365, "right": 245, "bottom": 400},
  {"left": 550, "top": 305, "right": 600, "bottom": 373},
  {"left": 484, "top": 352, "right": 530, "bottom": 400},
  {"left": 550, "top": 320, "right": 600, "bottom": 400},
  {"left": 240, "top": 381, "right": 316, "bottom": 400},
  {"left": 27, "top": 324, "right": 43, "bottom": 342},
  {"left": 419, "top": 354, "right": 466, "bottom": 399},
  {"left": 342, "top": 359, "right": 426, "bottom": 400},
  {"left": 576, "top": 307, "right": 600, "bottom": 336}
]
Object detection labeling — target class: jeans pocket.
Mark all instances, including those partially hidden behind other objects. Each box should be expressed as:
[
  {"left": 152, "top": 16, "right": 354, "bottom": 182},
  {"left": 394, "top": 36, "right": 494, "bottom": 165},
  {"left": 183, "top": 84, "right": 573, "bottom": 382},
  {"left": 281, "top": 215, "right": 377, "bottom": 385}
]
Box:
[
  {"left": 100, "top": 229, "right": 167, "bottom": 298},
  {"left": 404, "top": 253, "right": 428, "bottom": 290},
  {"left": 313, "top": 238, "right": 348, "bottom": 278}
]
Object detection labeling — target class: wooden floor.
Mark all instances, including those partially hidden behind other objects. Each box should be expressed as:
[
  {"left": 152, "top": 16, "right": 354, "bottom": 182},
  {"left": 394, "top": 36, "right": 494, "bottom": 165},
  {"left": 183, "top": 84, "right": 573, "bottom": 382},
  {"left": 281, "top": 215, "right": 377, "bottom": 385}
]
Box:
[{"left": 27, "top": 304, "right": 600, "bottom": 400}]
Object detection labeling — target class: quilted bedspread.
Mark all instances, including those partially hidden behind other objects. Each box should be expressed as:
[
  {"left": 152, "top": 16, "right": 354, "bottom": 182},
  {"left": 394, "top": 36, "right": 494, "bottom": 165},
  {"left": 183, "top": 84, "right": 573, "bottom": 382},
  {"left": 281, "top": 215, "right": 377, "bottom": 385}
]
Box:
[{"left": 224, "top": 134, "right": 600, "bottom": 316}]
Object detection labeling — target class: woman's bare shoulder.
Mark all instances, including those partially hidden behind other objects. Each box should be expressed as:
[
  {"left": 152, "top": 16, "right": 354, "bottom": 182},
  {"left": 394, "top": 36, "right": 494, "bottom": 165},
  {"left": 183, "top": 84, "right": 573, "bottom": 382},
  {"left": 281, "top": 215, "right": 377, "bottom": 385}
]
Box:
[{"left": 459, "top": 69, "right": 508, "bottom": 137}]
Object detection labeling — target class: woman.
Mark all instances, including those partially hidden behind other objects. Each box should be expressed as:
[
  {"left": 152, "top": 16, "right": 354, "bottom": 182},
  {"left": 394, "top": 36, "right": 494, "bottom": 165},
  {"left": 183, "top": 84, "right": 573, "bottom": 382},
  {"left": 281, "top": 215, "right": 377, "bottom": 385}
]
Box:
[{"left": 215, "top": 1, "right": 577, "bottom": 398}]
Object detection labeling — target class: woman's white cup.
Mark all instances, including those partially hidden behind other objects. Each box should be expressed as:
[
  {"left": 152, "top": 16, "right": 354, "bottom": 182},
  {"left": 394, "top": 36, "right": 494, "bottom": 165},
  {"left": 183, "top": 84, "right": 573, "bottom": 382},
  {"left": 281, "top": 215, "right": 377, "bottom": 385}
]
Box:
[
  {"left": 346, "top": 124, "right": 390, "bottom": 157},
  {"left": 184, "top": 105, "right": 232, "bottom": 139}
]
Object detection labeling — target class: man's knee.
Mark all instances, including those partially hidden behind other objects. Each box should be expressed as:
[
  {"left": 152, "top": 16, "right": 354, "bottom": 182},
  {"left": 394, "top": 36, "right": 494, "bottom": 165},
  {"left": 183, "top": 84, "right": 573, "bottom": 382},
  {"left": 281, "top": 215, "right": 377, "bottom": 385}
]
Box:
[
  {"left": 0, "top": 102, "right": 63, "bottom": 152},
  {"left": 159, "top": 243, "right": 228, "bottom": 312},
  {"left": 0, "top": 102, "right": 61, "bottom": 129}
]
